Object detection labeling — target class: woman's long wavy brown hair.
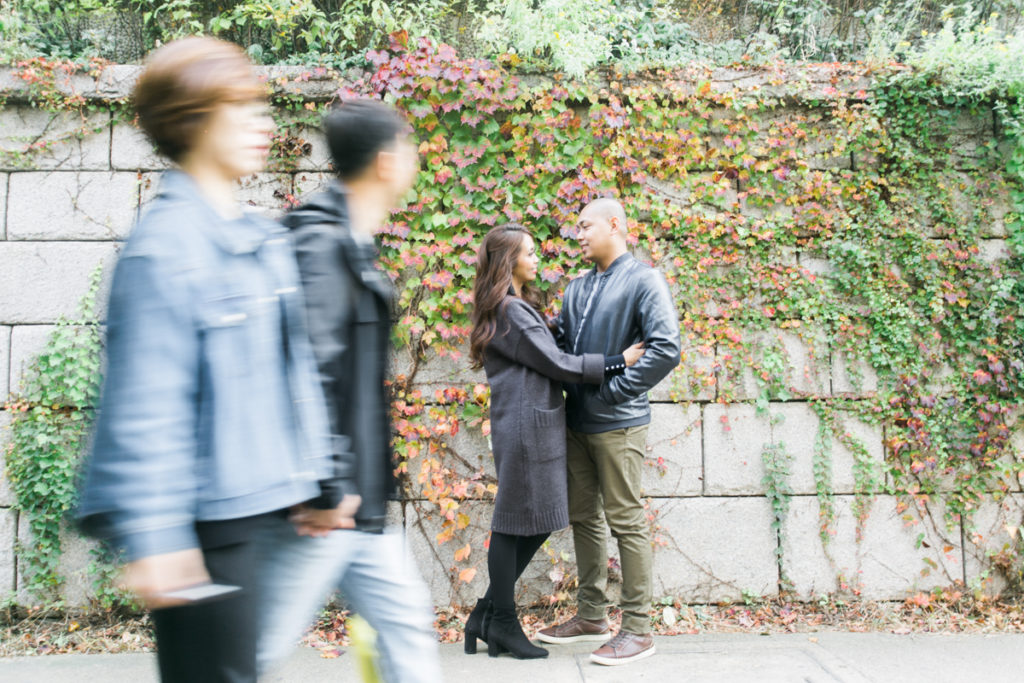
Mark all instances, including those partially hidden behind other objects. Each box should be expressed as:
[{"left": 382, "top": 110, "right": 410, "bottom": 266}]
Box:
[{"left": 470, "top": 223, "right": 541, "bottom": 369}]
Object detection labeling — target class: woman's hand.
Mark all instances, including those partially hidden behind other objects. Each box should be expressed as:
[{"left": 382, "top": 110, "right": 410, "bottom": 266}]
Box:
[
  {"left": 623, "top": 342, "right": 646, "bottom": 367},
  {"left": 119, "top": 548, "right": 211, "bottom": 609}
]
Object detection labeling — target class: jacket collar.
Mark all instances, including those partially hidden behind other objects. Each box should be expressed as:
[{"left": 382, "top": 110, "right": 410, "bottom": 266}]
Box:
[
  {"left": 157, "top": 170, "right": 280, "bottom": 255},
  {"left": 592, "top": 251, "right": 633, "bottom": 277},
  {"left": 310, "top": 181, "right": 392, "bottom": 304}
]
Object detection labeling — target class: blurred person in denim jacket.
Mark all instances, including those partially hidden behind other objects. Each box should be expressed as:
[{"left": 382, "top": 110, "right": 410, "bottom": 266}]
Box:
[{"left": 75, "top": 37, "right": 334, "bottom": 682}]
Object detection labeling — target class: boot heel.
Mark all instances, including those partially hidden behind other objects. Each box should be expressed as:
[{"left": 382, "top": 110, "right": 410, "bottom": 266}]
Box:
[
  {"left": 487, "top": 639, "right": 502, "bottom": 658},
  {"left": 464, "top": 597, "right": 491, "bottom": 656}
]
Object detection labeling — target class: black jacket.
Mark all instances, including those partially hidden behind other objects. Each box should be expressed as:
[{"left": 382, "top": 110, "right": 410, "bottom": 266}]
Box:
[
  {"left": 555, "top": 253, "right": 681, "bottom": 434},
  {"left": 284, "top": 183, "right": 396, "bottom": 532}
]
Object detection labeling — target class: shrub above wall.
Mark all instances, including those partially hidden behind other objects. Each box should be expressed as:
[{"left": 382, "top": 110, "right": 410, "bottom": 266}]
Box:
[{"left": 0, "top": 43, "right": 1022, "bottom": 609}]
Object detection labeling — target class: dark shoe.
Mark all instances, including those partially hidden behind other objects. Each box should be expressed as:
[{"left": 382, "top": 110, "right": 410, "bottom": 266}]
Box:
[
  {"left": 464, "top": 598, "right": 492, "bottom": 655},
  {"left": 487, "top": 607, "right": 548, "bottom": 659},
  {"left": 536, "top": 615, "right": 611, "bottom": 644},
  {"left": 589, "top": 631, "right": 655, "bottom": 666}
]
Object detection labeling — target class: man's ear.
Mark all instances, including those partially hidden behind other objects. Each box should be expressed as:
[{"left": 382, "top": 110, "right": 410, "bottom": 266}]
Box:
[{"left": 608, "top": 215, "right": 620, "bottom": 235}]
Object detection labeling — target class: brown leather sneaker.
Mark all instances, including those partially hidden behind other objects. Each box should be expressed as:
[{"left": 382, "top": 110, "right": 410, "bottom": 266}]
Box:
[
  {"left": 589, "top": 631, "right": 655, "bottom": 666},
  {"left": 535, "top": 615, "right": 611, "bottom": 644}
]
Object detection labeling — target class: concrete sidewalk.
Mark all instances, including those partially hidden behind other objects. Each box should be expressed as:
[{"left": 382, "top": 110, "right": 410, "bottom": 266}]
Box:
[{"left": 2, "top": 632, "right": 1023, "bottom": 682}]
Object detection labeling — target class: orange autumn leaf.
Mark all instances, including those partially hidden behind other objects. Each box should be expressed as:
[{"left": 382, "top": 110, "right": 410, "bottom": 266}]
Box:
[
  {"left": 454, "top": 543, "right": 472, "bottom": 562},
  {"left": 458, "top": 567, "right": 477, "bottom": 583}
]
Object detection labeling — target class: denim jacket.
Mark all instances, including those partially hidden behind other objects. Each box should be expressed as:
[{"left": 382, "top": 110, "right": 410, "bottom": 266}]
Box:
[{"left": 76, "top": 171, "right": 333, "bottom": 562}]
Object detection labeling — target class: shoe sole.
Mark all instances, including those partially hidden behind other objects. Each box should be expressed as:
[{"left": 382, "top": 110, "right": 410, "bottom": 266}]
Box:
[
  {"left": 589, "top": 644, "right": 656, "bottom": 666},
  {"left": 535, "top": 632, "right": 611, "bottom": 644}
]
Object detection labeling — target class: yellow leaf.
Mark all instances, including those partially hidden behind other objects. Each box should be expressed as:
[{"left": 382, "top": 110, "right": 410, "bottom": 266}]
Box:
[{"left": 454, "top": 543, "right": 472, "bottom": 562}]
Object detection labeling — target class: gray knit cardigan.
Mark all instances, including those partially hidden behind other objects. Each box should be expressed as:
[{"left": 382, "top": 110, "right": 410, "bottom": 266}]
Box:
[{"left": 483, "top": 297, "right": 605, "bottom": 535}]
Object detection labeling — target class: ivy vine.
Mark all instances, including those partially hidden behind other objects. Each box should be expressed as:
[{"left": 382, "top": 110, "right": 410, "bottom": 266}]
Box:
[{"left": 4, "top": 265, "right": 103, "bottom": 604}]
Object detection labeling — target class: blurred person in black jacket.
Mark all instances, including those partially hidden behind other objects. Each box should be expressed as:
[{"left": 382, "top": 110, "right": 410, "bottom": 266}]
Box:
[{"left": 254, "top": 99, "right": 440, "bottom": 683}]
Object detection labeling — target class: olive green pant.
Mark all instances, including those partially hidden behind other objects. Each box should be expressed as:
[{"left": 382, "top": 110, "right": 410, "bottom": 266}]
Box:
[{"left": 566, "top": 425, "right": 651, "bottom": 635}]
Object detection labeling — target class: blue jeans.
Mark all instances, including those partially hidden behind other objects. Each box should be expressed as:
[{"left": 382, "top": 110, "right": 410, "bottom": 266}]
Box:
[{"left": 254, "top": 523, "right": 441, "bottom": 683}]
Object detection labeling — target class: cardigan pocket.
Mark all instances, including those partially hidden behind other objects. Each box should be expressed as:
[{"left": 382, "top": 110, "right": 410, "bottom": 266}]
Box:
[{"left": 523, "top": 405, "right": 567, "bottom": 464}]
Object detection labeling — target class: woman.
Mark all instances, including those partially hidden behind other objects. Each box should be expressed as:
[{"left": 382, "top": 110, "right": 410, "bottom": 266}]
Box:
[
  {"left": 76, "top": 38, "right": 333, "bottom": 682},
  {"left": 466, "top": 223, "right": 645, "bottom": 659}
]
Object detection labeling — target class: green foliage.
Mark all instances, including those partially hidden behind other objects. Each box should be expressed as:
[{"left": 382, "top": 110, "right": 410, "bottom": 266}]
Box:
[
  {"left": 4, "top": 14, "right": 1024, "bottom": 603},
  {"left": 4, "top": 0, "right": 1024, "bottom": 72},
  {"left": 3, "top": 266, "right": 103, "bottom": 603},
  {"left": 340, "top": 39, "right": 1023, "bottom": 589}
]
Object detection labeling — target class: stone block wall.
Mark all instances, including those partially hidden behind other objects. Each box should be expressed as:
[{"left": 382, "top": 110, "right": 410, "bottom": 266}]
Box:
[{"left": 0, "top": 65, "right": 1019, "bottom": 609}]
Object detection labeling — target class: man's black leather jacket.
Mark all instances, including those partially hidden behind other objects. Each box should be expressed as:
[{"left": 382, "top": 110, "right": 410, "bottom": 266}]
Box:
[
  {"left": 283, "top": 183, "right": 396, "bottom": 532},
  {"left": 555, "top": 253, "right": 681, "bottom": 434}
]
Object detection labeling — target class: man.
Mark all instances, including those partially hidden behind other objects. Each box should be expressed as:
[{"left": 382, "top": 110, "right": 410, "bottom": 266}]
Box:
[
  {"left": 538, "top": 197, "right": 681, "bottom": 666},
  {"left": 254, "top": 99, "right": 441, "bottom": 683}
]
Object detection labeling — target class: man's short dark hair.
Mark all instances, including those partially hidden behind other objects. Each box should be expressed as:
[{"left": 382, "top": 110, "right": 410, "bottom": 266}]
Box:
[{"left": 324, "top": 99, "right": 408, "bottom": 180}]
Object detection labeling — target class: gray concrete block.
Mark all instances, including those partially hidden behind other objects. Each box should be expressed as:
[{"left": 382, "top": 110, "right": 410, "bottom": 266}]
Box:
[
  {"left": 782, "top": 495, "right": 964, "bottom": 600},
  {"left": 238, "top": 173, "right": 293, "bottom": 217},
  {"left": 778, "top": 403, "right": 884, "bottom": 497},
  {"left": 137, "top": 172, "right": 160, "bottom": 209},
  {"left": 403, "top": 419, "right": 497, "bottom": 502},
  {"left": 651, "top": 497, "right": 779, "bottom": 602},
  {"left": 831, "top": 349, "right": 880, "bottom": 395},
  {"left": 405, "top": 499, "right": 493, "bottom": 608},
  {"left": 110, "top": 121, "right": 169, "bottom": 171},
  {"left": 8, "top": 325, "right": 55, "bottom": 394},
  {"left": 963, "top": 493, "right": 1024, "bottom": 597},
  {"left": 0, "top": 106, "right": 110, "bottom": 171},
  {"left": 0, "top": 410, "right": 13, "bottom": 508},
  {"left": 703, "top": 403, "right": 768, "bottom": 495},
  {"left": 7, "top": 171, "right": 140, "bottom": 240},
  {"left": 0, "top": 242, "right": 117, "bottom": 324},
  {"left": 650, "top": 345, "right": 715, "bottom": 402},
  {"left": 0, "top": 325, "right": 9, "bottom": 400},
  {"left": 978, "top": 239, "right": 1009, "bottom": 265},
  {"left": 0, "top": 507, "right": 15, "bottom": 596},
  {"left": 643, "top": 403, "right": 702, "bottom": 497},
  {"left": 0, "top": 172, "right": 8, "bottom": 239},
  {"left": 288, "top": 122, "right": 332, "bottom": 172},
  {"left": 704, "top": 402, "right": 884, "bottom": 497},
  {"left": 948, "top": 171, "right": 1012, "bottom": 239},
  {"left": 797, "top": 251, "right": 833, "bottom": 277},
  {"left": 949, "top": 112, "right": 993, "bottom": 167},
  {"left": 716, "top": 329, "right": 830, "bottom": 401},
  {"left": 395, "top": 344, "right": 485, "bottom": 392},
  {"left": 139, "top": 171, "right": 296, "bottom": 218},
  {"left": 16, "top": 519, "right": 100, "bottom": 607},
  {"left": 293, "top": 171, "right": 332, "bottom": 201}
]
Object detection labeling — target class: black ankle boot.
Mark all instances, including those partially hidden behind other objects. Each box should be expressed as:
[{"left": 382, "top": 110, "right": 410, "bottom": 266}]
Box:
[
  {"left": 487, "top": 607, "right": 548, "bottom": 659},
  {"left": 464, "top": 598, "right": 492, "bottom": 654}
]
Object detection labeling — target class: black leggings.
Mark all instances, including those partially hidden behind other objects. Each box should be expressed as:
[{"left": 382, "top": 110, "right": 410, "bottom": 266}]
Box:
[
  {"left": 485, "top": 531, "right": 550, "bottom": 611},
  {"left": 150, "top": 540, "right": 260, "bottom": 683}
]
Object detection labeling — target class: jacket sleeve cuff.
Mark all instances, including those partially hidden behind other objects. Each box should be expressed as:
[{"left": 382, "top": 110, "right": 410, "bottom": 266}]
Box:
[
  {"left": 582, "top": 353, "right": 605, "bottom": 385},
  {"left": 116, "top": 524, "right": 201, "bottom": 563},
  {"left": 308, "top": 478, "right": 360, "bottom": 510},
  {"left": 604, "top": 354, "right": 627, "bottom": 376}
]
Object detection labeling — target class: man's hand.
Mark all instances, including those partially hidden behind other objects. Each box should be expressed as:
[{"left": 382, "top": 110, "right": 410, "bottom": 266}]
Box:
[
  {"left": 289, "top": 494, "right": 362, "bottom": 537},
  {"left": 119, "top": 548, "right": 210, "bottom": 609},
  {"left": 623, "top": 342, "right": 646, "bottom": 367}
]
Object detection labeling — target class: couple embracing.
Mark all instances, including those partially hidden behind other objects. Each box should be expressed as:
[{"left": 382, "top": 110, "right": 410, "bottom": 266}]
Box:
[{"left": 466, "top": 200, "right": 681, "bottom": 665}]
